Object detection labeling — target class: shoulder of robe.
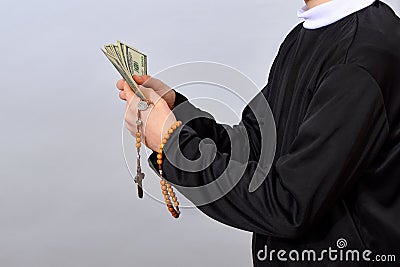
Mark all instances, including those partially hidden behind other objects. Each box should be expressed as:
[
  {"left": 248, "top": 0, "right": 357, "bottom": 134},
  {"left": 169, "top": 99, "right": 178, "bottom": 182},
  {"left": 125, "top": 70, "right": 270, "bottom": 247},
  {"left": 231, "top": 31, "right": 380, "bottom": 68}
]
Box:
[
  {"left": 314, "top": 64, "right": 382, "bottom": 101},
  {"left": 345, "top": 4, "right": 400, "bottom": 88}
]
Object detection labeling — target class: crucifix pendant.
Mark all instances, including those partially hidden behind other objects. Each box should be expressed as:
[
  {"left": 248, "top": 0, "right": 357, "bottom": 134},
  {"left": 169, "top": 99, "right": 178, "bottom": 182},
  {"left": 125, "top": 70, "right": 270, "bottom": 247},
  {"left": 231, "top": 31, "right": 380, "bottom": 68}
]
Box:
[
  {"left": 134, "top": 173, "right": 144, "bottom": 199},
  {"left": 135, "top": 160, "right": 145, "bottom": 199},
  {"left": 134, "top": 109, "right": 147, "bottom": 199}
]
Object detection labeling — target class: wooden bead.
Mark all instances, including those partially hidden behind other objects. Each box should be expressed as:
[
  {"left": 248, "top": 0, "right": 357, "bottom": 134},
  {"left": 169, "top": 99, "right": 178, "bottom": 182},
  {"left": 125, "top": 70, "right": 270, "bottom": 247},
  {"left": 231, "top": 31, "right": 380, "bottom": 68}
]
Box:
[
  {"left": 136, "top": 138, "right": 141, "bottom": 143},
  {"left": 136, "top": 132, "right": 141, "bottom": 137},
  {"left": 157, "top": 122, "right": 183, "bottom": 218},
  {"left": 135, "top": 143, "right": 141, "bottom": 148}
]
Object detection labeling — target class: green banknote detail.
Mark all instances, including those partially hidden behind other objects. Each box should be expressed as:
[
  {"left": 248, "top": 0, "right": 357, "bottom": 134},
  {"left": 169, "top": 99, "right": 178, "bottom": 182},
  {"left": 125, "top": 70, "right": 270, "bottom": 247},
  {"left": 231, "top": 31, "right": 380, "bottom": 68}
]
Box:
[
  {"left": 101, "top": 48, "right": 146, "bottom": 99},
  {"left": 102, "top": 41, "right": 148, "bottom": 99}
]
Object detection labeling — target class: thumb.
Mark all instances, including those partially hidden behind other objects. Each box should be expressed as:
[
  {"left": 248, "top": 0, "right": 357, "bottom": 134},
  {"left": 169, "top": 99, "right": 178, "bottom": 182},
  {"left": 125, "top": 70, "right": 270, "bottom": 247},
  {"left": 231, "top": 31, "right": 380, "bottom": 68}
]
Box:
[{"left": 133, "top": 75, "right": 151, "bottom": 85}]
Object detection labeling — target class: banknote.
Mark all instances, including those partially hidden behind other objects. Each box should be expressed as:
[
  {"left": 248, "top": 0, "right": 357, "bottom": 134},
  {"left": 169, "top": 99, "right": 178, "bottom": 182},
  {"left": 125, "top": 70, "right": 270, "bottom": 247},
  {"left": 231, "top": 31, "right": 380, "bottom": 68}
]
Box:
[
  {"left": 102, "top": 41, "right": 148, "bottom": 99},
  {"left": 124, "top": 42, "right": 147, "bottom": 76}
]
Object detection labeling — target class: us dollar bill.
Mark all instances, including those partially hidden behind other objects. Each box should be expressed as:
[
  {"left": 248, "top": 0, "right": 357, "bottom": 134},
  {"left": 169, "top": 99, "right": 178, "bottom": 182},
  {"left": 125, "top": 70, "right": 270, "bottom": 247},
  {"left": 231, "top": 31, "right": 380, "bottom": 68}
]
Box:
[
  {"left": 102, "top": 41, "right": 148, "bottom": 99},
  {"left": 124, "top": 42, "right": 148, "bottom": 76}
]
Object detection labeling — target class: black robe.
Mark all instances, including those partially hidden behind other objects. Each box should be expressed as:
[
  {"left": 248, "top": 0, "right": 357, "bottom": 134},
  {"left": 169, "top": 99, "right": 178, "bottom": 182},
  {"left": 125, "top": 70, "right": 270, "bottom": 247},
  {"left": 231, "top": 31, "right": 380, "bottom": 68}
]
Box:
[{"left": 149, "top": 1, "right": 400, "bottom": 265}]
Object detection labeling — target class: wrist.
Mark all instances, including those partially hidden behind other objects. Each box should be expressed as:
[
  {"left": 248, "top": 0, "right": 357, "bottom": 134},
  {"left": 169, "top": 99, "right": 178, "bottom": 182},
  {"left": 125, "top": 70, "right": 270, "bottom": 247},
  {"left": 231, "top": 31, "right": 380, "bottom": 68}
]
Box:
[{"left": 165, "top": 90, "right": 176, "bottom": 110}]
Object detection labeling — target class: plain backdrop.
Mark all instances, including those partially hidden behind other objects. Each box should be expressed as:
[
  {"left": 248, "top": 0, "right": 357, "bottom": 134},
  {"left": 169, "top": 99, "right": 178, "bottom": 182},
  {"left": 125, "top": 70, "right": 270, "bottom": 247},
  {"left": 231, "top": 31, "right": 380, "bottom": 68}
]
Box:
[{"left": 1, "top": 0, "right": 399, "bottom": 266}]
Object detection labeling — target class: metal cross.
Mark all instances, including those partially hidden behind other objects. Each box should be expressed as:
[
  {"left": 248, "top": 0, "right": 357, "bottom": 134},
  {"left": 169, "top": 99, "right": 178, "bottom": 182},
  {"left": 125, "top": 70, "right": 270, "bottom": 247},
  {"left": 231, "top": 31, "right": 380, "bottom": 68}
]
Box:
[{"left": 134, "top": 168, "right": 145, "bottom": 199}]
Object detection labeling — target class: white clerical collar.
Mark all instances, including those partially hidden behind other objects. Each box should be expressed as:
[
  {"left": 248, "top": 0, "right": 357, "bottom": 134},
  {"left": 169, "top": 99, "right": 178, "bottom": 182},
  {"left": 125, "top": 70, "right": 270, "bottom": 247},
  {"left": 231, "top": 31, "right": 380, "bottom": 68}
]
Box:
[{"left": 297, "top": 0, "right": 376, "bottom": 29}]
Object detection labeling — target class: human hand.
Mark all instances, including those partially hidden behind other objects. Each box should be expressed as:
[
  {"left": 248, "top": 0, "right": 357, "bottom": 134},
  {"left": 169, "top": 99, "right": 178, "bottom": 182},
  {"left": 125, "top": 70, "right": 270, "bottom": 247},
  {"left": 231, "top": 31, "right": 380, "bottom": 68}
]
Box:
[
  {"left": 118, "top": 81, "right": 177, "bottom": 152},
  {"left": 116, "top": 75, "right": 176, "bottom": 110}
]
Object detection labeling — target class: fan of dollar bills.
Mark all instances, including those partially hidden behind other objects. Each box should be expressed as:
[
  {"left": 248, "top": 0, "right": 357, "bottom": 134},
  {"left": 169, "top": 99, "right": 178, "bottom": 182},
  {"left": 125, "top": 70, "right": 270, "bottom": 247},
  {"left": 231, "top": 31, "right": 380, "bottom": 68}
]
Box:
[{"left": 102, "top": 41, "right": 148, "bottom": 99}]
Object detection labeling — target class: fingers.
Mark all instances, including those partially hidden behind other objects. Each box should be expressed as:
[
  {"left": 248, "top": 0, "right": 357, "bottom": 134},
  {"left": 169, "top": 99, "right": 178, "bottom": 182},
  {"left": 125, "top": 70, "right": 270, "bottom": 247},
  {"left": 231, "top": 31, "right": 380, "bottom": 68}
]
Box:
[
  {"left": 117, "top": 77, "right": 167, "bottom": 105},
  {"left": 133, "top": 75, "right": 151, "bottom": 85},
  {"left": 119, "top": 90, "right": 126, "bottom": 100},
  {"left": 142, "top": 76, "right": 168, "bottom": 91},
  {"left": 124, "top": 108, "right": 138, "bottom": 136},
  {"left": 116, "top": 79, "right": 125, "bottom": 90},
  {"left": 134, "top": 75, "right": 170, "bottom": 94},
  {"left": 124, "top": 83, "right": 139, "bottom": 134},
  {"left": 123, "top": 81, "right": 136, "bottom": 104}
]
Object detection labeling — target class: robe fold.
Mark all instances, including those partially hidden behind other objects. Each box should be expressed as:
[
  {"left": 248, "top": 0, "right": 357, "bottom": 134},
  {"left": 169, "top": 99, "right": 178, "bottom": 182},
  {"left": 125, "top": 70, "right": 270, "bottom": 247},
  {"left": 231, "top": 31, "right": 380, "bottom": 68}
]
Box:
[{"left": 148, "top": 1, "right": 400, "bottom": 265}]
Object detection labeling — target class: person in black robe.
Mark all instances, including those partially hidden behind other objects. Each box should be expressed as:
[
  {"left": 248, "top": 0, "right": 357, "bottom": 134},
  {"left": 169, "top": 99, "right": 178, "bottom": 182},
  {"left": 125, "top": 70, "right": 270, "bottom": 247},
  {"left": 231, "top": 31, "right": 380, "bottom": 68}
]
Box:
[{"left": 116, "top": 0, "right": 400, "bottom": 265}]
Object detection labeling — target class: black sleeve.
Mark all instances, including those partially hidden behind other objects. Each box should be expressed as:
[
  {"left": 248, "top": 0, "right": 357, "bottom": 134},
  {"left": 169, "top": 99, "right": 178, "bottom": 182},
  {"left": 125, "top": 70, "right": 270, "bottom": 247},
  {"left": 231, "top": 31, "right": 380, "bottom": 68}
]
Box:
[{"left": 148, "top": 64, "right": 389, "bottom": 238}]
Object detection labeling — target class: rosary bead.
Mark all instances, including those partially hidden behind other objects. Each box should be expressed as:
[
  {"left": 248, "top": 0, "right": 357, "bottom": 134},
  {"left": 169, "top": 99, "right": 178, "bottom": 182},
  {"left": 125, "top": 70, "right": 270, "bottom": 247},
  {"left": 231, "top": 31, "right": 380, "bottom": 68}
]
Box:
[
  {"left": 136, "top": 138, "right": 141, "bottom": 143},
  {"left": 136, "top": 143, "right": 141, "bottom": 148},
  {"left": 136, "top": 132, "right": 141, "bottom": 137},
  {"left": 154, "top": 121, "right": 182, "bottom": 219}
]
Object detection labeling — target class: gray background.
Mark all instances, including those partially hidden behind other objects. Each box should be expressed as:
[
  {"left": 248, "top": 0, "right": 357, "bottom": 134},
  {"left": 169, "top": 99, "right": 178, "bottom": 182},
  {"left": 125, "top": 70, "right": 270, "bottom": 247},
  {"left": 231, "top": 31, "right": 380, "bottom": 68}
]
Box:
[{"left": 1, "top": 0, "right": 399, "bottom": 266}]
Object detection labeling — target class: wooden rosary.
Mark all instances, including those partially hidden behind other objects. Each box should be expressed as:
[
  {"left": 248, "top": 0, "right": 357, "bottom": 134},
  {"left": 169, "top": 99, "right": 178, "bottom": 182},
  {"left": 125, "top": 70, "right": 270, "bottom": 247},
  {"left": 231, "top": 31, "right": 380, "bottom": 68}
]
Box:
[{"left": 133, "top": 99, "right": 181, "bottom": 218}]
